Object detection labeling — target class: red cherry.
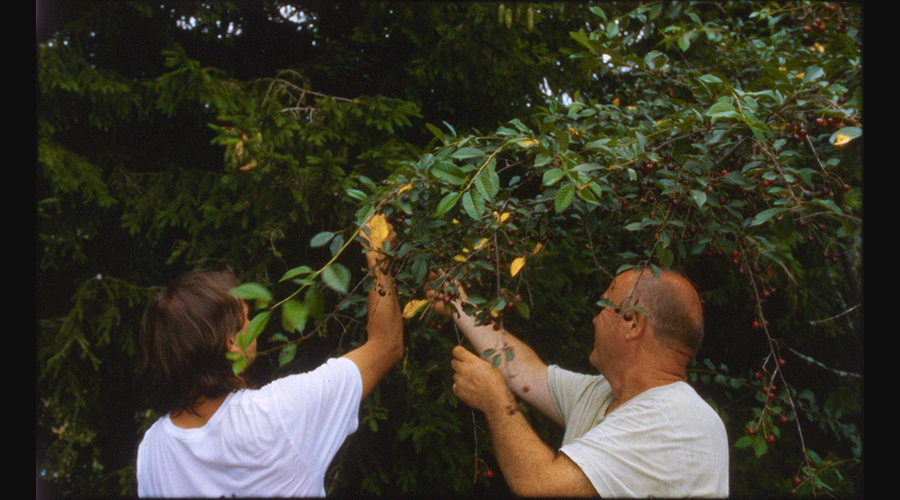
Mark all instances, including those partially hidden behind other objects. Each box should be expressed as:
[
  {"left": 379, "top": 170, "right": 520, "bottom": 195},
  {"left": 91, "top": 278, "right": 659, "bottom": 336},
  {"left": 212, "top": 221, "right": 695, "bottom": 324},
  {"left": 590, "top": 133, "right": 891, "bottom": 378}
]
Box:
[
  {"left": 792, "top": 477, "right": 803, "bottom": 487},
  {"left": 778, "top": 359, "right": 787, "bottom": 367},
  {"left": 746, "top": 427, "right": 757, "bottom": 436},
  {"left": 752, "top": 321, "right": 761, "bottom": 329},
  {"left": 766, "top": 434, "right": 776, "bottom": 444},
  {"left": 485, "top": 470, "right": 494, "bottom": 479},
  {"left": 779, "top": 415, "right": 790, "bottom": 424},
  {"left": 753, "top": 371, "right": 763, "bottom": 380}
]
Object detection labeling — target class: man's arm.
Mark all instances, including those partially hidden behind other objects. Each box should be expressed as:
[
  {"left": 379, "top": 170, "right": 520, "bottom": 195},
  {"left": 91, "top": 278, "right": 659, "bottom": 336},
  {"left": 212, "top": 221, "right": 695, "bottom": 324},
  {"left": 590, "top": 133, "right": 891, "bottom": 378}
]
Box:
[
  {"left": 429, "top": 279, "right": 562, "bottom": 425},
  {"left": 451, "top": 346, "right": 597, "bottom": 497},
  {"left": 342, "top": 216, "right": 404, "bottom": 400}
]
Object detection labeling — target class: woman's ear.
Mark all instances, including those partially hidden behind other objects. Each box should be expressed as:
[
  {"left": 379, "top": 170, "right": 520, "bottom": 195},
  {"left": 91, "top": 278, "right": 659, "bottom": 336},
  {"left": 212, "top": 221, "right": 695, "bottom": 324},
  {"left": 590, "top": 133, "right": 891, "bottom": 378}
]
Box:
[{"left": 225, "top": 335, "right": 241, "bottom": 354}]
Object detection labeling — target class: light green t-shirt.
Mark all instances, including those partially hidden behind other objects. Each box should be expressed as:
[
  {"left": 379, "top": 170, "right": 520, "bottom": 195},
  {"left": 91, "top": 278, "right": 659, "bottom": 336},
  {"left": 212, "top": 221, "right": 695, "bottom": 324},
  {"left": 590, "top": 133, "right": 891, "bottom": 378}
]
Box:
[{"left": 548, "top": 365, "right": 729, "bottom": 498}]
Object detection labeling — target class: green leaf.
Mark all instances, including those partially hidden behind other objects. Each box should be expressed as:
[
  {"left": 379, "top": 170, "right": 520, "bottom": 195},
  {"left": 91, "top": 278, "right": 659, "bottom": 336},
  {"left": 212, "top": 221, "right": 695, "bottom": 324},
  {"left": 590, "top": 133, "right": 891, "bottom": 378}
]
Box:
[
  {"left": 514, "top": 300, "right": 530, "bottom": 320},
  {"left": 231, "top": 355, "right": 247, "bottom": 376},
  {"left": 697, "top": 74, "right": 724, "bottom": 84},
  {"left": 750, "top": 207, "right": 790, "bottom": 226},
  {"left": 451, "top": 147, "right": 485, "bottom": 160},
  {"left": 462, "top": 190, "right": 485, "bottom": 220},
  {"left": 534, "top": 153, "right": 552, "bottom": 167},
  {"left": 810, "top": 199, "right": 844, "bottom": 215},
  {"left": 431, "top": 161, "right": 467, "bottom": 185},
  {"left": 606, "top": 22, "right": 619, "bottom": 38},
  {"left": 239, "top": 310, "right": 271, "bottom": 350},
  {"left": 706, "top": 99, "right": 736, "bottom": 116},
  {"left": 596, "top": 298, "right": 618, "bottom": 309},
  {"left": 554, "top": 183, "right": 575, "bottom": 213},
  {"left": 589, "top": 6, "right": 607, "bottom": 21},
  {"left": 802, "top": 65, "right": 825, "bottom": 84},
  {"left": 656, "top": 247, "right": 674, "bottom": 268},
  {"left": 543, "top": 168, "right": 566, "bottom": 186},
  {"left": 644, "top": 50, "right": 669, "bottom": 71},
  {"left": 345, "top": 188, "right": 367, "bottom": 201},
  {"left": 690, "top": 190, "right": 707, "bottom": 208},
  {"left": 474, "top": 168, "right": 499, "bottom": 202},
  {"left": 734, "top": 436, "right": 753, "bottom": 448},
  {"left": 280, "top": 265, "right": 313, "bottom": 282},
  {"left": 280, "top": 299, "right": 309, "bottom": 333},
  {"left": 310, "top": 231, "right": 336, "bottom": 248},
  {"left": 278, "top": 344, "right": 297, "bottom": 367},
  {"left": 425, "top": 123, "right": 446, "bottom": 144},
  {"left": 231, "top": 283, "right": 273, "bottom": 308},
  {"left": 753, "top": 435, "right": 768, "bottom": 457},
  {"left": 322, "top": 263, "right": 351, "bottom": 294},
  {"left": 305, "top": 286, "right": 325, "bottom": 321},
  {"left": 435, "top": 192, "right": 461, "bottom": 217}
]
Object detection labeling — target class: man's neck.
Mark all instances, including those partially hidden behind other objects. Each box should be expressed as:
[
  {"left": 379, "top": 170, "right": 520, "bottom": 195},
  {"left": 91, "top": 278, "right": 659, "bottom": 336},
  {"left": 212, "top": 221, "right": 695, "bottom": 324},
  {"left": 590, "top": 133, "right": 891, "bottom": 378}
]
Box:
[{"left": 605, "top": 362, "right": 686, "bottom": 415}]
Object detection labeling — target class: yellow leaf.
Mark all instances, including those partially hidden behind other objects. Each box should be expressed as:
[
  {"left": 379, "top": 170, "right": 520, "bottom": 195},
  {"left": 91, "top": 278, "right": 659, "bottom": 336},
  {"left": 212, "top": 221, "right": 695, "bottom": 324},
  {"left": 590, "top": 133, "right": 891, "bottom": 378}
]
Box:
[
  {"left": 532, "top": 242, "right": 544, "bottom": 255},
  {"left": 518, "top": 139, "right": 539, "bottom": 148},
  {"left": 402, "top": 299, "right": 430, "bottom": 319},
  {"left": 452, "top": 219, "right": 459, "bottom": 224},
  {"left": 511, "top": 257, "right": 526, "bottom": 277},
  {"left": 453, "top": 255, "right": 468, "bottom": 262},
  {"left": 474, "top": 238, "right": 490, "bottom": 250},
  {"left": 366, "top": 213, "right": 390, "bottom": 250},
  {"left": 612, "top": 97, "right": 620, "bottom": 107},
  {"left": 398, "top": 183, "right": 414, "bottom": 194},
  {"left": 795, "top": 72, "right": 805, "bottom": 79},
  {"left": 832, "top": 133, "right": 852, "bottom": 146}
]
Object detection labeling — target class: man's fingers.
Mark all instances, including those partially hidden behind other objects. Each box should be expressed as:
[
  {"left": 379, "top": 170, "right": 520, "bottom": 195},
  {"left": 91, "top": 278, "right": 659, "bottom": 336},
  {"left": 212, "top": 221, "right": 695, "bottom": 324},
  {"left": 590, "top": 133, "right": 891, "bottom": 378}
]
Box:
[{"left": 452, "top": 345, "right": 476, "bottom": 361}]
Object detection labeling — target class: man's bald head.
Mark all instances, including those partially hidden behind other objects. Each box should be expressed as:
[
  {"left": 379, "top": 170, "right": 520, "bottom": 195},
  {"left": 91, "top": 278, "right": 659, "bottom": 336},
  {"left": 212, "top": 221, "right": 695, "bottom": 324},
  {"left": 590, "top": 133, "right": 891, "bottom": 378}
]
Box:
[{"left": 616, "top": 268, "right": 704, "bottom": 357}]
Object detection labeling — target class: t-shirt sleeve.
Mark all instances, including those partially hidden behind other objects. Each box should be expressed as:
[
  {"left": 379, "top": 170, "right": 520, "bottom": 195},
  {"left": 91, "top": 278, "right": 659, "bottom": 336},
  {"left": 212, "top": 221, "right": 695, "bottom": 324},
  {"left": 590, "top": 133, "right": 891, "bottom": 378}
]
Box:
[
  {"left": 268, "top": 357, "right": 363, "bottom": 471},
  {"left": 547, "top": 364, "right": 601, "bottom": 424}
]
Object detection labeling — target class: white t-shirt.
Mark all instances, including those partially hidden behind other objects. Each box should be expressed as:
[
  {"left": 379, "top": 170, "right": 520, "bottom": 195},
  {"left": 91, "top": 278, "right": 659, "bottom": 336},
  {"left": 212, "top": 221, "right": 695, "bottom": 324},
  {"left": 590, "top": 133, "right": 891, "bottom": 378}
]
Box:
[
  {"left": 137, "top": 357, "right": 363, "bottom": 498},
  {"left": 548, "top": 365, "right": 729, "bottom": 498}
]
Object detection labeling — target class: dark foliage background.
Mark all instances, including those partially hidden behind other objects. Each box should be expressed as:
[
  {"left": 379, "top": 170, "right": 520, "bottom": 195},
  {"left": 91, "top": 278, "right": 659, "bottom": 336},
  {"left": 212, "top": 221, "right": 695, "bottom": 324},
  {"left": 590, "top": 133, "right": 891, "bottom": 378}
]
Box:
[{"left": 37, "top": 2, "right": 861, "bottom": 497}]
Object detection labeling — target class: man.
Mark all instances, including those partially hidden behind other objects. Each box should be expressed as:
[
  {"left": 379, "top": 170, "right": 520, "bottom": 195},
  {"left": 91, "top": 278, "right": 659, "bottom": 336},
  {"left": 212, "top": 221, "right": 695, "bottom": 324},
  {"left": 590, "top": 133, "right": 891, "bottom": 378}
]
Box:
[
  {"left": 136, "top": 216, "right": 402, "bottom": 497},
  {"left": 431, "top": 267, "right": 729, "bottom": 497}
]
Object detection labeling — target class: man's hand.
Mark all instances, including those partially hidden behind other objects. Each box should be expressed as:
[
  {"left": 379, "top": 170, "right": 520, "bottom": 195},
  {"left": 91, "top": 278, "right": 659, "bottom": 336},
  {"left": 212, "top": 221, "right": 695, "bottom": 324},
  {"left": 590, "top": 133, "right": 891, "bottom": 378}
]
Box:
[
  {"left": 424, "top": 270, "right": 466, "bottom": 318},
  {"left": 450, "top": 345, "right": 515, "bottom": 414}
]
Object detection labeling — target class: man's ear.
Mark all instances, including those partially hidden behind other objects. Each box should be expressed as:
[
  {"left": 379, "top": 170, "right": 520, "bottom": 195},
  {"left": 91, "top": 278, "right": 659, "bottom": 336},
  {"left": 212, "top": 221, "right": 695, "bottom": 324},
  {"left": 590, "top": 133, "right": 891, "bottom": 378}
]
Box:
[{"left": 623, "top": 310, "right": 647, "bottom": 340}]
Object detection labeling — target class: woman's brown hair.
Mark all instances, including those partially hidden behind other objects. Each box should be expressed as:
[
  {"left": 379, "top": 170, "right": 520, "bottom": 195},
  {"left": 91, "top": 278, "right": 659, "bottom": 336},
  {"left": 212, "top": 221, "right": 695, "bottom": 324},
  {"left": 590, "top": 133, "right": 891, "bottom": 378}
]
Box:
[{"left": 139, "top": 270, "right": 246, "bottom": 415}]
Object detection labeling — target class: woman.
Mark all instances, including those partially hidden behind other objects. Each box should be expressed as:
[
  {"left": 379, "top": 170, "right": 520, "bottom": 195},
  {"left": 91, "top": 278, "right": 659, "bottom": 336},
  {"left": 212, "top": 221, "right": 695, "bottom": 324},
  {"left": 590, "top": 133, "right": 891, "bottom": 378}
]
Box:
[{"left": 136, "top": 218, "right": 402, "bottom": 497}]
